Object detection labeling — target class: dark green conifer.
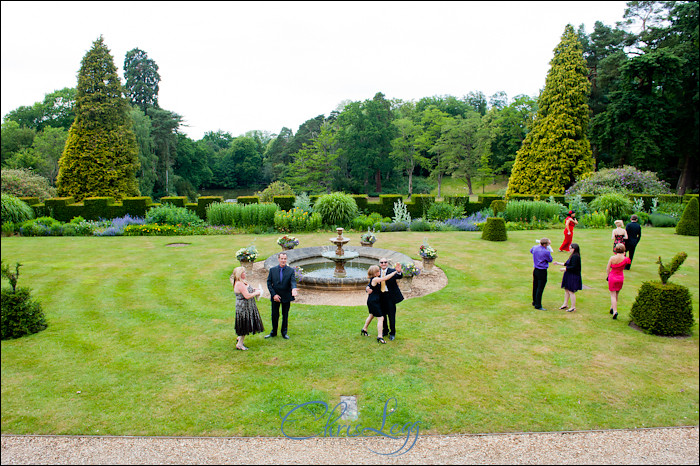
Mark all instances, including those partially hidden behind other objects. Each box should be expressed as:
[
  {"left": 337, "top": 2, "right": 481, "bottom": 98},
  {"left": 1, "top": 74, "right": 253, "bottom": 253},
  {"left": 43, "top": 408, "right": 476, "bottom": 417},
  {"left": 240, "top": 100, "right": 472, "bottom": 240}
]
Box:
[{"left": 57, "top": 36, "right": 139, "bottom": 201}]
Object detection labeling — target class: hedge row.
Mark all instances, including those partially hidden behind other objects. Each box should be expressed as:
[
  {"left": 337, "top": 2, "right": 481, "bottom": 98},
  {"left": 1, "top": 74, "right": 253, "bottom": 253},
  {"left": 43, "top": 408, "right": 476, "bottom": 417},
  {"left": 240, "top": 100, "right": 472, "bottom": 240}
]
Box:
[
  {"left": 21, "top": 193, "right": 696, "bottom": 223},
  {"left": 20, "top": 196, "right": 224, "bottom": 222}
]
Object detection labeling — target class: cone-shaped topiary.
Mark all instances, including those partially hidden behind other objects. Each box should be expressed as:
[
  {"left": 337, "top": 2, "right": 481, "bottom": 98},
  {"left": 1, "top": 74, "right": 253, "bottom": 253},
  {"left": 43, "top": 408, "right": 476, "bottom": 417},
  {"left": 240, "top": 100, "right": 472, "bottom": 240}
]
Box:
[
  {"left": 630, "top": 252, "right": 694, "bottom": 336},
  {"left": 506, "top": 25, "right": 594, "bottom": 196},
  {"left": 676, "top": 197, "right": 699, "bottom": 236},
  {"left": 481, "top": 217, "right": 507, "bottom": 241},
  {"left": 56, "top": 36, "right": 140, "bottom": 201}
]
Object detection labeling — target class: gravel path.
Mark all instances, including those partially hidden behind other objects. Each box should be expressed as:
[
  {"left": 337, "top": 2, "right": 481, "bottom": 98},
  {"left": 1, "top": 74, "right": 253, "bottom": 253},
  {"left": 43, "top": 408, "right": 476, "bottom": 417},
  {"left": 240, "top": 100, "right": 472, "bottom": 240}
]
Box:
[{"left": 2, "top": 427, "right": 697, "bottom": 464}]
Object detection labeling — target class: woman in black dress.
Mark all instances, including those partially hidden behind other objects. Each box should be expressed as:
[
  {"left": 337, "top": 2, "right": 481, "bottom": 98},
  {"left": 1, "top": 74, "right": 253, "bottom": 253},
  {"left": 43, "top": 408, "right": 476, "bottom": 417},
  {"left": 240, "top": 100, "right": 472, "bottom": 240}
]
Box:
[
  {"left": 361, "top": 265, "right": 397, "bottom": 344},
  {"left": 558, "top": 243, "right": 582, "bottom": 312}
]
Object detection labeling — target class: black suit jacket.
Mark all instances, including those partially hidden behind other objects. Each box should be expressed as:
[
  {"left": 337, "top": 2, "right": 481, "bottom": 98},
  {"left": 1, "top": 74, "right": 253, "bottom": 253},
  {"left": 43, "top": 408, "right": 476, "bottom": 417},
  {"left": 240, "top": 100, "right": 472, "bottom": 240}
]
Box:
[
  {"left": 625, "top": 222, "right": 642, "bottom": 247},
  {"left": 267, "top": 265, "right": 297, "bottom": 303},
  {"left": 380, "top": 267, "right": 404, "bottom": 304}
]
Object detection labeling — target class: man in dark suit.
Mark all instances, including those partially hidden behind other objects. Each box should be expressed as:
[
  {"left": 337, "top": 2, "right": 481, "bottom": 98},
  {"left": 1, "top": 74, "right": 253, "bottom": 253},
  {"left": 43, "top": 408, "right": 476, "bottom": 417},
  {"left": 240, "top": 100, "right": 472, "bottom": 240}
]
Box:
[
  {"left": 625, "top": 215, "right": 642, "bottom": 270},
  {"left": 372, "top": 257, "right": 403, "bottom": 340},
  {"left": 265, "top": 252, "right": 298, "bottom": 339}
]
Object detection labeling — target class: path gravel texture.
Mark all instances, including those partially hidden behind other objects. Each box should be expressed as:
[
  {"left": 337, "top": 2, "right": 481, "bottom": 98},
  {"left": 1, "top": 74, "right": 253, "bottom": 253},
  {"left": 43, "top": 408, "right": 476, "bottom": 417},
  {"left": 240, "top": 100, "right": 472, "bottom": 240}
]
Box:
[{"left": 2, "top": 427, "right": 698, "bottom": 465}]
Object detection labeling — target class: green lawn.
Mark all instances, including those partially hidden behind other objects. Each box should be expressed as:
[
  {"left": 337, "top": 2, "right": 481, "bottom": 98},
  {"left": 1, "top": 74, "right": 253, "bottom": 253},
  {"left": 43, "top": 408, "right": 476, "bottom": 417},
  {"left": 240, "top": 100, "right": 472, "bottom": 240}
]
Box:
[
  {"left": 430, "top": 175, "right": 509, "bottom": 200},
  {"left": 1, "top": 228, "right": 698, "bottom": 436}
]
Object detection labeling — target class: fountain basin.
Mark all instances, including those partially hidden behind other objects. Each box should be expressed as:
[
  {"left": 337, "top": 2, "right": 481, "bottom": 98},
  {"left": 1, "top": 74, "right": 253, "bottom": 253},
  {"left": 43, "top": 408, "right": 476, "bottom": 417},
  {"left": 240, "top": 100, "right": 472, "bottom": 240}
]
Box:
[{"left": 263, "top": 246, "right": 415, "bottom": 291}]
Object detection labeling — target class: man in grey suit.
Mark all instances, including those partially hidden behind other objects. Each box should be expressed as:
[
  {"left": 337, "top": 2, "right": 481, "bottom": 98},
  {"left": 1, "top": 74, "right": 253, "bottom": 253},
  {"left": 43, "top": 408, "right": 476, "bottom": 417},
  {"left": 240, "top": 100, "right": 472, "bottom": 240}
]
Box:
[{"left": 265, "top": 252, "right": 298, "bottom": 339}]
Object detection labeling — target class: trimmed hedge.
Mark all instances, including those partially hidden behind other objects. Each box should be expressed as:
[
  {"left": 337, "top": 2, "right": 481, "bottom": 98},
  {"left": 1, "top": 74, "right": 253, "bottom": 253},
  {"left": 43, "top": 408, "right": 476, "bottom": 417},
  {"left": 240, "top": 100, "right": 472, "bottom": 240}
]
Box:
[
  {"left": 676, "top": 196, "right": 699, "bottom": 236},
  {"left": 237, "top": 196, "right": 259, "bottom": 205},
  {"left": 630, "top": 281, "right": 694, "bottom": 336},
  {"left": 27, "top": 196, "right": 223, "bottom": 222},
  {"left": 351, "top": 195, "right": 369, "bottom": 213},
  {"left": 272, "top": 195, "right": 295, "bottom": 211},
  {"left": 159, "top": 196, "right": 187, "bottom": 207},
  {"left": 481, "top": 217, "right": 507, "bottom": 241},
  {"left": 407, "top": 194, "right": 436, "bottom": 219}
]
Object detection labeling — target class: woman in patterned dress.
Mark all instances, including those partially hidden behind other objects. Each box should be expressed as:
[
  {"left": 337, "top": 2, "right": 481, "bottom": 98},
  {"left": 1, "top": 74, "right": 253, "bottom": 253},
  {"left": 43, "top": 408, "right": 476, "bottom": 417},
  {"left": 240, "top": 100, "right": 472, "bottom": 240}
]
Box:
[
  {"left": 611, "top": 219, "right": 628, "bottom": 253},
  {"left": 231, "top": 266, "right": 264, "bottom": 350}
]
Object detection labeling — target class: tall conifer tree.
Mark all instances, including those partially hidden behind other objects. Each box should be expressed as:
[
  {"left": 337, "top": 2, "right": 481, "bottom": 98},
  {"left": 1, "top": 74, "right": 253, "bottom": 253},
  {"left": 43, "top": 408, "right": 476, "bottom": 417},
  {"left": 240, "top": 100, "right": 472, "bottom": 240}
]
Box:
[
  {"left": 507, "top": 25, "right": 593, "bottom": 196},
  {"left": 56, "top": 36, "right": 140, "bottom": 201}
]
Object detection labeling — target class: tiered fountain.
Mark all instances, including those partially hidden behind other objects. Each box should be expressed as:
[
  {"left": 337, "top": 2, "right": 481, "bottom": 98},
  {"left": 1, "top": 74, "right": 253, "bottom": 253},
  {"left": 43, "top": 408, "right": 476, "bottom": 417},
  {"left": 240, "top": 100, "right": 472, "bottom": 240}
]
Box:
[{"left": 321, "top": 228, "right": 359, "bottom": 277}]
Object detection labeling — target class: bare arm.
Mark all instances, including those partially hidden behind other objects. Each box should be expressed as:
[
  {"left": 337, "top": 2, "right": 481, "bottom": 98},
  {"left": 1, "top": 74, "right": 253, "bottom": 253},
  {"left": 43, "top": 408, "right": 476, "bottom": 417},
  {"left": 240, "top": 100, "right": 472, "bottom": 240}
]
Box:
[{"left": 235, "top": 282, "right": 259, "bottom": 300}]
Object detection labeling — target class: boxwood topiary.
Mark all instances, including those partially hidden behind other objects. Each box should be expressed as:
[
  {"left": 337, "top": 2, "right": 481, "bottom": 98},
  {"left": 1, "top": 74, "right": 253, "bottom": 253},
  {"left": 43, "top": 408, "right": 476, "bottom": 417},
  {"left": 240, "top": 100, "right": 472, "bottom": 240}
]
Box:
[
  {"left": 1, "top": 261, "right": 47, "bottom": 340},
  {"left": 675, "top": 196, "right": 699, "bottom": 236},
  {"left": 630, "top": 252, "right": 694, "bottom": 336},
  {"left": 481, "top": 217, "right": 507, "bottom": 241},
  {"left": 490, "top": 200, "right": 507, "bottom": 216}
]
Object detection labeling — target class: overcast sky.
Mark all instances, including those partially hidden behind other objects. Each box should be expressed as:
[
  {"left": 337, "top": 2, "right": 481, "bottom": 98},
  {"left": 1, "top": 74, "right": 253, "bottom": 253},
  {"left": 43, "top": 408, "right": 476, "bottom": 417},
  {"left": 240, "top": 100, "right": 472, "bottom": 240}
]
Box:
[{"left": 1, "top": 1, "right": 630, "bottom": 141}]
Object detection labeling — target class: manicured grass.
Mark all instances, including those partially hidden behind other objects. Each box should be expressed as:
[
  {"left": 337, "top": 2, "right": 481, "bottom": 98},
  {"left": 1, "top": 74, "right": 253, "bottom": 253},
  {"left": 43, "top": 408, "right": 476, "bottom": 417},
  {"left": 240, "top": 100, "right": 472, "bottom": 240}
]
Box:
[{"left": 1, "top": 228, "right": 698, "bottom": 436}]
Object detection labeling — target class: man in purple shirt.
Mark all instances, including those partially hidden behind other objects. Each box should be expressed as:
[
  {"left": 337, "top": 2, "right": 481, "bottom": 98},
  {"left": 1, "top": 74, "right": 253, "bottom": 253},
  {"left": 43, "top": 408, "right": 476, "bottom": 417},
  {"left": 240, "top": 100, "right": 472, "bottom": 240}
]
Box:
[{"left": 530, "top": 238, "right": 561, "bottom": 311}]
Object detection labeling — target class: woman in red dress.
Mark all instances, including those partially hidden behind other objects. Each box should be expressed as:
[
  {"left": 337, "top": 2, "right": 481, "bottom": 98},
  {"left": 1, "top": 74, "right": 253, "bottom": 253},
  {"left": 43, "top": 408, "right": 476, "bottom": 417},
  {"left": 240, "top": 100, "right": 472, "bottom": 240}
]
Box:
[
  {"left": 559, "top": 211, "right": 578, "bottom": 252},
  {"left": 606, "top": 243, "right": 632, "bottom": 320}
]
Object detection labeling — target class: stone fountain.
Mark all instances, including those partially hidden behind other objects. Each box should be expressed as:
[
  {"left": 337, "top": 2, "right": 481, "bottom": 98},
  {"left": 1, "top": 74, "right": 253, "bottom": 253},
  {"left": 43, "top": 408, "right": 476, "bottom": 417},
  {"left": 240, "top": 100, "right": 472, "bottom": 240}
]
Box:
[{"left": 321, "top": 228, "right": 359, "bottom": 277}]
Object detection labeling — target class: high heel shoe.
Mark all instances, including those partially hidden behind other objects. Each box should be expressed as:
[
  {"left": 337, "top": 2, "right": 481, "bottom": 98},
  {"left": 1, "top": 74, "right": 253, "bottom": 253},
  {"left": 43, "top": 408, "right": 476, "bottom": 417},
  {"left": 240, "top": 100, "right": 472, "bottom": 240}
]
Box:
[
  {"left": 612, "top": 312, "right": 618, "bottom": 320},
  {"left": 377, "top": 337, "right": 386, "bottom": 344},
  {"left": 566, "top": 307, "right": 576, "bottom": 312},
  {"left": 610, "top": 308, "right": 614, "bottom": 314},
  {"left": 559, "top": 305, "right": 568, "bottom": 310},
  {"left": 361, "top": 329, "right": 368, "bottom": 336}
]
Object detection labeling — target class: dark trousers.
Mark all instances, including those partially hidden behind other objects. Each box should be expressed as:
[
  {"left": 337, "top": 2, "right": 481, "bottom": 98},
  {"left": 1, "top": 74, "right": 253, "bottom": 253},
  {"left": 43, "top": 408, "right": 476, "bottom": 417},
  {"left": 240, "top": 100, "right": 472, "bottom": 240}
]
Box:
[
  {"left": 380, "top": 292, "right": 396, "bottom": 336},
  {"left": 532, "top": 268, "right": 548, "bottom": 308},
  {"left": 270, "top": 301, "right": 291, "bottom": 335},
  {"left": 626, "top": 243, "right": 637, "bottom": 269}
]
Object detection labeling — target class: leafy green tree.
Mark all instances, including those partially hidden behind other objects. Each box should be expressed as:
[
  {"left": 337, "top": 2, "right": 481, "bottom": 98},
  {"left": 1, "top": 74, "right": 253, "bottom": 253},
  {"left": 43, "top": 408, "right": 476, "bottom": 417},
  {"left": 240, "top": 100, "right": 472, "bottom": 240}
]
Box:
[
  {"left": 390, "top": 116, "right": 427, "bottom": 199},
  {"left": 286, "top": 121, "right": 338, "bottom": 194},
  {"left": 147, "top": 107, "right": 182, "bottom": 197},
  {"left": 129, "top": 107, "right": 157, "bottom": 197},
  {"left": 124, "top": 48, "right": 160, "bottom": 112},
  {"left": 1, "top": 121, "right": 36, "bottom": 166},
  {"left": 174, "top": 133, "right": 212, "bottom": 191},
  {"left": 486, "top": 94, "right": 537, "bottom": 175},
  {"left": 263, "top": 126, "right": 294, "bottom": 181},
  {"left": 56, "top": 36, "right": 140, "bottom": 201},
  {"left": 28, "top": 126, "right": 67, "bottom": 184},
  {"left": 433, "top": 111, "right": 490, "bottom": 195},
  {"left": 335, "top": 92, "right": 396, "bottom": 193},
  {"left": 507, "top": 25, "right": 594, "bottom": 196},
  {"left": 3, "top": 88, "right": 76, "bottom": 131}
]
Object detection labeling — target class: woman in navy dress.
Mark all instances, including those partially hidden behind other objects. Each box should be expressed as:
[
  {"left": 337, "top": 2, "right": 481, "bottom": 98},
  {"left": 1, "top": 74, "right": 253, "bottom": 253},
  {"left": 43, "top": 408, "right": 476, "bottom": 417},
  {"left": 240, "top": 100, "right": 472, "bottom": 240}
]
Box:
[
  {"left": 361, "top": 265, "right": 397, "bottom": 344},
  {"left": 559, "top": 243, "right": 582, "bottom": 312}
]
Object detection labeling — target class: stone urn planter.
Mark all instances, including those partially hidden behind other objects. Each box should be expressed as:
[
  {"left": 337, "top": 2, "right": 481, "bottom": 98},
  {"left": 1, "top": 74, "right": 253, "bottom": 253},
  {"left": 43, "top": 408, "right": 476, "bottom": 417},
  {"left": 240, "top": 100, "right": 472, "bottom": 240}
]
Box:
[
  {"left": 398, "top": 276, "right": 413, "bottom": 292},
  {"left": 422, "top": 257, "right": 436, "bottom": 271},
  {"left": 239, "top": 260, "right": 255, "bottom": 272},
  {"left": 281, "top": 245, "right": 295, "bottom": 251},
  {"left": 360, "top": 241, "right": 374, "bottom": 247}
]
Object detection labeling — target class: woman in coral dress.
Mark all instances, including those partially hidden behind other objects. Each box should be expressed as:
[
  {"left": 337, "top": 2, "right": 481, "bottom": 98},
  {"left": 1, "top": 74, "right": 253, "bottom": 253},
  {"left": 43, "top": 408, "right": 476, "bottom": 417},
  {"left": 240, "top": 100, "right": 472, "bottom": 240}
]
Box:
[
  {"left": 606, "top": 243, "right": 631, "bottom": 320},
  {"left": 559, "top": 211, "right": 577, "bottom": 252}
]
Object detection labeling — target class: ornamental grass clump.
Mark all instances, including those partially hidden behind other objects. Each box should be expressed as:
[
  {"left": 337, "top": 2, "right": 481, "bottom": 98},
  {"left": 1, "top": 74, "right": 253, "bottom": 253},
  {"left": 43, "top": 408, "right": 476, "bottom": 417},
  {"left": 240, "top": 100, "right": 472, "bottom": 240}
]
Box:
[
  {"left": 313, "top": 192, "right": 358, "bottom": 227},
  {"left": 589, "top": 193, "right": 633, "bottom": 223},
  {"left": 1, "top": 261, "right": 47, "bottom": 340},
  {"left": 1, "top": 193, "right": 35, "bottom": 225},
  {"left": 630, "top": 252, "right": 694, "bottom": 336}
]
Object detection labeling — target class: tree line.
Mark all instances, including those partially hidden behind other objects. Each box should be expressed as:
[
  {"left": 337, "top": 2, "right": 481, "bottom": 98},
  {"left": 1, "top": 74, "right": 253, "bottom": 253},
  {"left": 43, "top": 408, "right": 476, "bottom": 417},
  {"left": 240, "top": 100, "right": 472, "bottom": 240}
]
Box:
[{"left": 1, "top": 1, "right": 697, "bottom": 199}]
